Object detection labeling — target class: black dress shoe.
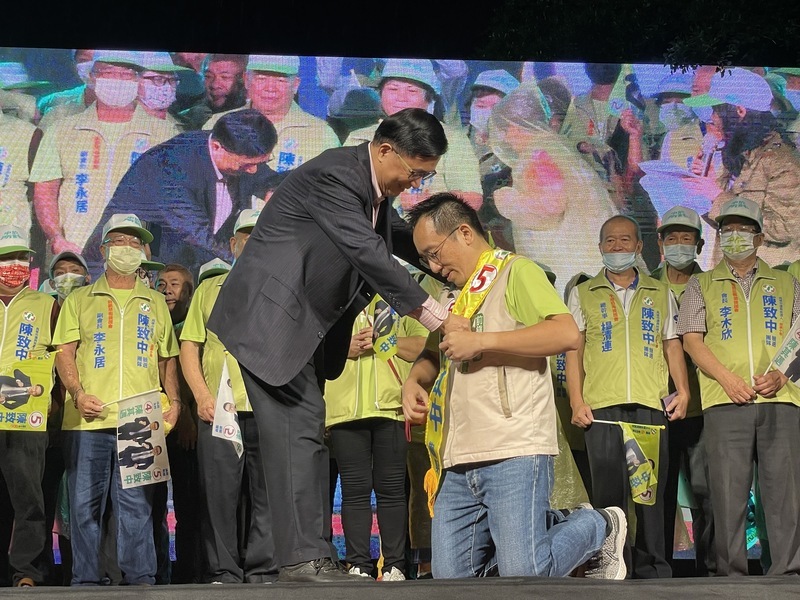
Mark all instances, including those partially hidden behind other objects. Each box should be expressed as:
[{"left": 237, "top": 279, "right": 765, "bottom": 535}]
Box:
[{"left": 278, "top": 558, "right": 373, "bottom": 583}]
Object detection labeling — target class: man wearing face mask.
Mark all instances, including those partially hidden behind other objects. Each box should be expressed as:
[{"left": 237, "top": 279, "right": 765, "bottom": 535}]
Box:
[
  {"left": 37, "top": 49, "right": 96, "bottom": 130},
  {"left": 0, "top": 225, "right": 57, "bottom": 587},
  {"left": 48, "top": 251, "right": 91, "bottom": 305},
  {"left": 650, "top": 206, "right": 715, "bottom": 575},
  {"left": 136, "top": 52, "right": 189, "bottom": 126},
  {"left": 30, "top": 50, "right": 180, "bottom": 260},
  {"left": 53, "top": 213, "right": 180, "bottom": 586},
  {"left": 180, "top": 210, "right": 277, "bottom": 583},
  {"left": 653, "top": 73, "right": 704, "bottom": 170},
  {"left": 565, "top": 214, "right": 690, "bottom": 578},
  {"left": 678, "top": 197, "right": 800, "bottom": 576}
]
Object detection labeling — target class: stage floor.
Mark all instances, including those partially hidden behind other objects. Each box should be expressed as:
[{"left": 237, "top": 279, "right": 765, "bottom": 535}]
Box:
[{"left": 0, "top": 577, "right": 796, "bottom": 600}]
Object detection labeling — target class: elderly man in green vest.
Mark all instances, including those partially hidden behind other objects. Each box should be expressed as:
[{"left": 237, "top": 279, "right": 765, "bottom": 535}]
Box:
[
  {"left": 566, "top": 214, "right": 690, "bottom": 579},
  {"left": 651, "top": 205, "right": 715, "bottom": 575},
  {"left": 678, "top": 197, "right": 800, "bottom": 576}
]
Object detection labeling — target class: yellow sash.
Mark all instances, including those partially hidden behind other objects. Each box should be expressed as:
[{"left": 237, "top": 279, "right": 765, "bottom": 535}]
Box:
[{"left": 424, "top": 248, "right": 516, "bottom": 516}]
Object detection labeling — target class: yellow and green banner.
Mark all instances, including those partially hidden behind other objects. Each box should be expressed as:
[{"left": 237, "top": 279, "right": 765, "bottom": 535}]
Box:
[{"left": 0, "top": 352, "right": 56, "bottom": 431}]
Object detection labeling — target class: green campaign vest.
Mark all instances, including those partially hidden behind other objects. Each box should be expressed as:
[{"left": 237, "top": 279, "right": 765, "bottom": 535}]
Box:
[
  {"left": 578, "top": 270, "right": 670, "bottom": 411},
  {"left": 696, "top": 258, "right": 800, "bottom": 409},
  {"left": 652, "top": 263, "right": 704, "bottom": 418},
  {"left": 0, "top": 287, "right": 54, "bottom": 366}
]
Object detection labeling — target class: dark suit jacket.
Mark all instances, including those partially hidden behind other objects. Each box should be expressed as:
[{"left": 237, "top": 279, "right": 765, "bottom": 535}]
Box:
[
  {"left": 117, "top": 416, "right": 153, "bottom": 444},
  {"left": 207, "top": 143, "right": 429, "bottom": 387},
  {"left": 82, "top": 131, "right": 286, "bottom": 277},
  {"left": 118, "top": 442, "right": 155, "bottom": 471},
  {"left": 0, "top": 370, "right": 33, "bottom": 410}
]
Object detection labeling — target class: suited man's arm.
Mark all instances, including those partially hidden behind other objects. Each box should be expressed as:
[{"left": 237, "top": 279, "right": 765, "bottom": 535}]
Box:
[
  {"left": 386, "top": 206, "right": 445, "bottom": 283},
  {"left": 305, "top": 165, "right": 430, "bottom": 317}
]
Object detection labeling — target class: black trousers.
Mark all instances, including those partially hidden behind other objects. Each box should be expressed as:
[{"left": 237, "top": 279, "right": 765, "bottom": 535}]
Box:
[
  {"left": 0, "top": 431, "right": 48, "bottom": 585},
  {"left": 197, "top": 414, "right": 276, "bottom": 582},
  {"left": 584, "top": 405, "right": 671, "bottom": 579},
  {"left": 663, "top": 415, "right": 715, "bottom": 576},
  {"left": 329, "top": 418, "right": 408, "bottom": 574},
  {"left": 240, "top": 360, "right": 335, "bottom": 568}
]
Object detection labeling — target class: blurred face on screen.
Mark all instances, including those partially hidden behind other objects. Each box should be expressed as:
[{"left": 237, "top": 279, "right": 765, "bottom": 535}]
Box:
[
  {"left": 380, "top": 79, "right": 429, "bottom": 115},
  {"left": 90, "top": 62, "right": 139, "bottom": 108},
  {"left": 157, "top": 270, "right": 192, "bottom": 313},
  {"left": 209, "top": 139, "right": 270, "bottom": 176},
  {"left": 246, "top": 71, "right": 298, "bottom": 119},
  {"left": 205, "top": 60, "right": 244, "bottom": 109}
]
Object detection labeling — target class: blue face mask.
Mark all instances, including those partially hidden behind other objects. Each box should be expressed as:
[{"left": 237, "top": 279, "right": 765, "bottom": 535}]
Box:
[
  {"left": 602, "top": 252, "right": 637, "bottom": 274},
  {"left": 663, "top": 243, "right": 697, "bottom": 269}
]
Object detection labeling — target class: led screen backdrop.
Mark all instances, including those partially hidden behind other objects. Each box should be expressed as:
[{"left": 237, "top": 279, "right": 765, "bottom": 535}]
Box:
[{"left": 1, "top": 48, "right": 799, "bottom": 295}]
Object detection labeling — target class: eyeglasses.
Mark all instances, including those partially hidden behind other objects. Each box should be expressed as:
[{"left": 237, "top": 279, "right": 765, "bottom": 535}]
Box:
[
  {"left": 103, "top": 234, "right": 143, "bottom": 249},
  {"left": 142, "top": 74, "right": 178, "bottom": 86},
  {"left": 419, "top": 227, "right": 459, "bottom": 268},
  {"left": 719, "top": 224, "right": 758, "bottom": 234},
  {"left": 391, "top": 147, "right": 437, "bottom": 183}
]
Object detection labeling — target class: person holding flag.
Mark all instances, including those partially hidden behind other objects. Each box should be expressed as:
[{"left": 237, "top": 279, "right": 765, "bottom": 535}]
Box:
[
  {"left": 179, "top": 208, "right": 277, "bottom": 584},
  {"left": 402, "top": 193, "right": 627, "bottom": 580},
  {"left": 0, "top": 225, "right": 58, "bottom": 588},
  {"left": 566, "top": 214, "right": 690, "bottom": 579},
  {"left": 678, "top": 197, "right": 800, "bottom": 576},
  {"left": 53, "top": 213, "right": 180, "bottom": 586},
  {"left": 323, "top": 290, "right": 429, "bottom": 581}
]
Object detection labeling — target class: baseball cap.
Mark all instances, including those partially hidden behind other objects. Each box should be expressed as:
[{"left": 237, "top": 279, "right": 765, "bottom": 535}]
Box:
[
  {"left": 49, "top": 251, "right": 89, "bottom": 278},
  {"left": 0, "top": 225, "right": 34, "bottom": 255},
  {"left": 140, "top": 257, "right": 165, "bottom": 271},
  {"left": 102, "top": 213, "right": 154, "bottom": 244},
  {"left": 654, "top": 72, "right": 692, "bottom": 98},
  {"left": 91, "top": 49, "right": 143, "bottom": 70},
  {"left": 714, "top": 197, "right": 763, "bottom": 230},
  {"left": 0, "top": 62, "right": 49, "bottom": 90},
  {"left": 472, "top": 70, "right": 520, "bottom": 96},
  {"left": 233, "top": 209, "right": 261, "bottom": 234},
  {"left": 198, "top": 258, "right": 232, "bottom": 283},
  {"left": 380, "top": 58, "right": 441, "bottom": 96},
  {"left": 246, "top": 55, "right": 299, "bottom": 76},
  {"left": 657, "top": 205, "right": 702, "bottom": 234},
  {"left": 138, "top": 51, "right": 191, "bottom": 73},
  {"left": 683, "top": 67, "right": 772, "bottom": 112}
]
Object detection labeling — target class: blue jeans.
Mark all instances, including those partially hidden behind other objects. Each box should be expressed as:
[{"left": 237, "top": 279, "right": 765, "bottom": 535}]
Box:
[
  {"left": 432, "top": 455, "right": 605, "bottom": 578},
  {"left": 64, "top": 430, "right": 156, "bottom": 585}
]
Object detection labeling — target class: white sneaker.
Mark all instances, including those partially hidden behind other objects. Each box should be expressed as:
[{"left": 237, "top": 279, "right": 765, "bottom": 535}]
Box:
[
  {"left": 348, "top": 566, "right": 373, "bottom": 578},
  {"left": 585, "top": 506, "right": 627, "bottom": 580},
  {"left": 381, "top": 566, "right": 406, "bottom": 581}
]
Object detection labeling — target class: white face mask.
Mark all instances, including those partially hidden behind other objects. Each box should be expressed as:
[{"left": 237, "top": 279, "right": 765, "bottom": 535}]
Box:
[
  {"left": 75, "top": 61, "right": 93, "bottom": 84},
  {"left": 470, "top": 106, "right": 492, "bottom": 133},
  {"left": 602, "top": 251, "right": 638, "bottom": 274},
  {"left": 719, "top": 230, "right": 757, "bottom": 261},
  {"left": 52, "top": 272, "right": 86, "bottom": 300},
  {"left": 139, "top": 80, "right": 176, "bottom": 111},
  {"left": 659, "top": 102, "right": 694, "bottom": 131},
  {"left": 663, "top": 243, "right": 697, "bottom": 269},
  {"left": 93, "top": 77, "right": 139, "bottom": 107}
]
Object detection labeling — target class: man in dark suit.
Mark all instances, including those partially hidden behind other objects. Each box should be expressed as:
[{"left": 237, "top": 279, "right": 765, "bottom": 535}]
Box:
[
  {"left": 116, "top": 417, "right": 159, "bottom": 444},
  {"left": 118, "top": 442, "right": 162, "bottom": 471},
  {"left": 0, "top": 370, "right": 44, "bottom": 410},
  {"left": 82, "top": 109, "right": 285, "bottom": 277},
  {"left": 208, "top": 108, "right": 469, "bottom": 582}
]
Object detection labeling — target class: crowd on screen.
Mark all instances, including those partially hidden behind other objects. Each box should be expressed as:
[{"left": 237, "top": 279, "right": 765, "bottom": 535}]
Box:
[{"left": 0, "top": 48, "right": 799, "bottom": 585}]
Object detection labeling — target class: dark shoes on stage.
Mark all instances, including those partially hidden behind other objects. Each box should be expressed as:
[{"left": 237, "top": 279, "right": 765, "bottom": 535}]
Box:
[{"left": 278, "top": 558, "right": 374, "bottom": 583}]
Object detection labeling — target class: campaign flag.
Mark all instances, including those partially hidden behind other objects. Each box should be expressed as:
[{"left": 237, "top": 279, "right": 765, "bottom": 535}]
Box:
[
  {"left": 608, "top": 64, "right": 636, "bottom": 118},
  {"left": 619, "top": 421, "right": 662, "bottom": 506},
  {"left": 770, "top": 317, "right": 800, "bottom": 383},
  {"left": 116, "top": 389, "right": 170, "bottom": 489},
  {"left": 371, "top": 297, "right": 399, "bottom": 361},
  {"left": 212, "top": 359, "right": 243, "bottom": 458},
  {"left": 0, "top": 352, "right": 56, "bottom": 432}
]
